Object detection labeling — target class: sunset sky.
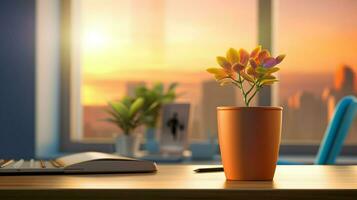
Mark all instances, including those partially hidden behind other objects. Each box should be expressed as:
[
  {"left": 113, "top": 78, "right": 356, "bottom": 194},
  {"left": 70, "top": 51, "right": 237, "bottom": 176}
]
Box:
[{"left": 77, "top": 0, "right": 357, "bottom": 105}]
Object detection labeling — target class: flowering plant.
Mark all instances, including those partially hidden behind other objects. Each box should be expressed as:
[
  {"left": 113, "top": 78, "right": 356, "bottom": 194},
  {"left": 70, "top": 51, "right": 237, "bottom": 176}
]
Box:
[{"left": 207, "top": 46, "right": 285, "bottom": 106}]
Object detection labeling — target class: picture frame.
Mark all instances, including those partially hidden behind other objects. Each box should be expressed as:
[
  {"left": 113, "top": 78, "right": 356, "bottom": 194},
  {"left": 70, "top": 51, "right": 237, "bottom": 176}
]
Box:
[{"left": 159, "top": 103, "right": 190, "bottom": 154}]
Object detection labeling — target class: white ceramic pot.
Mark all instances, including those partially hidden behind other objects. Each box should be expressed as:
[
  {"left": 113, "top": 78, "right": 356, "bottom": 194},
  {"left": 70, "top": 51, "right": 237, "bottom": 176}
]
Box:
[{"left": 115, "top": 134, "right": 141, "bottom": 157}]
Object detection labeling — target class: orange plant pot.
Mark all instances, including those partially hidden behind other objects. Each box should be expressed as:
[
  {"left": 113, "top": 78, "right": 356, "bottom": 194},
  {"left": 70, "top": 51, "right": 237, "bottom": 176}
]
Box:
[{"left": 217, "top": 106, "right": 282, "bottom": 181}]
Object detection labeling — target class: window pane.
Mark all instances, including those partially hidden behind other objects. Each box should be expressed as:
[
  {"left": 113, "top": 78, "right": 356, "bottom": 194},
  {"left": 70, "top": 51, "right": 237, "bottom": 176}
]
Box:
[
  {"left": 276, "top": 0, "right": 357, "bottom": 144},
  {"left": 77, "top": 0, "right": 257, "bottom": 139}
]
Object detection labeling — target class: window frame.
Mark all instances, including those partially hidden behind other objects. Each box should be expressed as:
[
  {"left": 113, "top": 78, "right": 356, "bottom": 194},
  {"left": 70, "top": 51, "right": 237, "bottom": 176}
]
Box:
[
  {"left": 59, "top": 0, "right": 357, "bottom": 156},
  {"left": 60, "top": 0, "right": 113, "bottom": 152}
]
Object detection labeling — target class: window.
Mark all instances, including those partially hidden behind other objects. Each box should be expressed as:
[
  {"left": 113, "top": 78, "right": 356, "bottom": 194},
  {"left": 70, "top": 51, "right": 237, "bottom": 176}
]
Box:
[
  {"left": 276, "top": 0, "right": 357, "bottom": 146},
  {"left": 61, "top": 0, "right": 357, "bottom": 154},
  {"left": 64, "top": 0, "right": 257, "bottom": 144}
]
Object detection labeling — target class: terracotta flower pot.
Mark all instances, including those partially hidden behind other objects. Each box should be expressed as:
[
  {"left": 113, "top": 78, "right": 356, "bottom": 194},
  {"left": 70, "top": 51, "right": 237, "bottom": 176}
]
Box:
[{"left": 217, "top": 106, "right": 282, "bottom": 181}]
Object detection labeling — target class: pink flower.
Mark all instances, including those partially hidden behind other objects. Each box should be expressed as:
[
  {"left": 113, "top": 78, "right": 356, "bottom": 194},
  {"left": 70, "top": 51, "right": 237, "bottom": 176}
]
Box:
[
  {"left": 262, "top": 55, "right": 286, "bottom": 68},
  {"left": 256, "top": 49, "right": 270, "bottom": 65},
  {"left": 238, "top": 48, "right": 250, "bottom": 66},
  {"left": 250, "top": 45, "right": 262, "bottom": 58}
]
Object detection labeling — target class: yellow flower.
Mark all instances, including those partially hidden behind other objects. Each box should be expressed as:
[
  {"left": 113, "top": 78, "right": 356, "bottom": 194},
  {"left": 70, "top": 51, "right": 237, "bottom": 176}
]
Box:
[
  {"left": 226, "top": 48, "right": 239, "bottom": 64},
  {"left": 207, "top": 47, "right": 283, "bottom": 85},
  {"left": 216, "top": 56, "right": 231, "bottom": 70},
  {"left": 206, "top": 68, "right": 229, "bottom": 80},
  {"left": 205, "top": 46, "right": 286, "bottom": 106}
]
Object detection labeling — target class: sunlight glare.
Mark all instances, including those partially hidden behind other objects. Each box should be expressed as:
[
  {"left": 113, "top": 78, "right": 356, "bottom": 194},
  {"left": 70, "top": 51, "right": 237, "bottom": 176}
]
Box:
[{"left": 83, "top": 30, "right": 109, "bottom": 50}]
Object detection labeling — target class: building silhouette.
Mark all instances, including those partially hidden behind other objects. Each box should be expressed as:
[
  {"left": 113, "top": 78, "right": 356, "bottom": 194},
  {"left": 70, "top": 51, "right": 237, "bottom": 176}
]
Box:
[
  {"left": 200, "top": 80, "right": 236, "bottom": 138},
  {"left": 125, "top": 81, "right": 146, "bottom": 97},
  {"left": 283, "top": 91, "right": 327, "bottom": 142},
  {"left": 283, "top": 65, "right": 357, "bottom": 144},
  {"left": 322, "top": 65, "right": 357, "bottom": 143},
  {"left": 334, "top": 65, "right": 355, "bottom": 93}
]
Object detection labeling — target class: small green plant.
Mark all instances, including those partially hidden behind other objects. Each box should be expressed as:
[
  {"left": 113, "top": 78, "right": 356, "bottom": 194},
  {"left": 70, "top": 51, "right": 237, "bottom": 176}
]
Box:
[
  {"left": 207, "top": 46, "right": 285, "bottom": 106},
  {"left": 105, "top": 97, "right": 147, "bottom": 135},
  {"left": 134, "top": 82, "right": 178, "bottom": 129}
]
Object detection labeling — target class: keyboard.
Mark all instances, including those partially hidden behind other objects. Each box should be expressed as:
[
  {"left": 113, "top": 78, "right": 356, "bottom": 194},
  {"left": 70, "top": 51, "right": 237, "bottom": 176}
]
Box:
[{"left": 0, "top": 159, "right": 65, "bottom": 173}]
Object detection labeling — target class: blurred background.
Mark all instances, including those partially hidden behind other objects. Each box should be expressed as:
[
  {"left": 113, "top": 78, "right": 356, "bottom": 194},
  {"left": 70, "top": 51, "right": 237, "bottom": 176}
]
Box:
[{"left": 1, "top": 0, "right": 357, "bottom": 160}]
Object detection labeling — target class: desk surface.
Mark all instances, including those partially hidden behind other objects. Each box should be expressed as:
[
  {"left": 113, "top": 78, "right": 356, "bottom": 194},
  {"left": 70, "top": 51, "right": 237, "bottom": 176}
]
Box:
[{"left": 0, "top": 165, "right": 357, "bottom": 200}]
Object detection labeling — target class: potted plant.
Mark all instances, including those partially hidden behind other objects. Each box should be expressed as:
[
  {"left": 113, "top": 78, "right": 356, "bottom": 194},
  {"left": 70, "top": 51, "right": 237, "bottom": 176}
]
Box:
[
  {"left": 106, "top": 97, "right": 148, "bottom": 157},
  {"left": 207, "top": 46, "right": 285, "bottom": 180},
  {"left": 134, "top": 82, "right": 177, "bottom": 152}
]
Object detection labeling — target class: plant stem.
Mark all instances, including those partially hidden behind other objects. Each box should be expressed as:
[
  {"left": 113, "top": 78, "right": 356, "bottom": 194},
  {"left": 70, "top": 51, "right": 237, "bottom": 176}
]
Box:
[
  {"left": 247, "top": 85, "right": 262, "bottom": 106},
  {"left": 245, "top": 82, "right": 256, "bottom": 96},
  {"left": 237, "top": 73, "right": 248, "bottom": 106},
  {"left": 243, "top": 81, "right": 257, "bottom": 107},
  {"left": 229, "top": 77, "right": 242, "bottom": 89}
]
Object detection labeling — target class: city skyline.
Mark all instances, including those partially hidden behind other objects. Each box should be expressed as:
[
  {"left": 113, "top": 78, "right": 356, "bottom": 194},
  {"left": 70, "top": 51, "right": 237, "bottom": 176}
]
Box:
[
  {"left": 83, "top": 64, "right": 357, "bottom": 145},
  {"left": 82, "top": 69, "right": 337, "bottom": 106},
  {"left": 282, "top": 65, "right": 357, "bottom": 144}
]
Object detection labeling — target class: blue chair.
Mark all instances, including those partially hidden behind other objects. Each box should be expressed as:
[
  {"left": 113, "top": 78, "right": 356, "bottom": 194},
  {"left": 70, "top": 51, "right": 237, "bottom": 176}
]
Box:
[{"left": 278, "top": 95, "right": 357, "bottom": 165}]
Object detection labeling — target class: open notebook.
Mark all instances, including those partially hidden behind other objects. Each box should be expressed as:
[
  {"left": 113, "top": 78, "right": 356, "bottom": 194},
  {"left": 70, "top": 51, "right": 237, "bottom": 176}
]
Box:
[{"left": 0, "top": 152, "right": 157, "bottom": 174}]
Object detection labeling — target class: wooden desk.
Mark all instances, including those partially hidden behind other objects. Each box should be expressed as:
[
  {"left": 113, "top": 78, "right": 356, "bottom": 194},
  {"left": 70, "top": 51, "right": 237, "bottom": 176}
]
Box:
[{"left": 0, "top": 165, "right": 357, "bottom": 200}]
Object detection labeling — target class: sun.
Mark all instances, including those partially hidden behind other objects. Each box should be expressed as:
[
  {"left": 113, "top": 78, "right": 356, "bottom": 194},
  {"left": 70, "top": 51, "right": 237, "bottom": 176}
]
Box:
[{"left": 82, "top": 29, "right": 109, "bottom": 50}]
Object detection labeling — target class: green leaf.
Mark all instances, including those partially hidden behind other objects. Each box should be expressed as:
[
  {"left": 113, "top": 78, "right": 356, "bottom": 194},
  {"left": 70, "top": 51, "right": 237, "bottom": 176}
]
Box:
[
  {"left": 153, "top": 82, "right": 164, "bottom": 94},
  {"left": 163, "top": 92, "right": 175, "bottom": 103},
  {"left": 168, "top": 82, "right": 178, "bottom": 92},
  {"left": 105, "top": 109, "right": 120, "bottom": 120},
  {"left": 109, "top": 101, "right": 129, "bottom": 120},
  {"left": 267, "top": 67, "right": 280, "bottom": 74},
  {"left": 263, "top": 75, "right": 276, "bottom": 79},
  {"left": 162, "top": 97, "right": 173, "bottom": 104},
  {"left": 129, "top": 97, "right": 144, "bottom": 117},
  {"left": 147, "top": 101, "right": 160, "bottom": 112},
  {"left": 255, "top": 67, "right": 268, "bottom": 74},
  {"left": 135, "top": 86, "right": 147, "bottom": 97},
  {"left": 147, "top": 91, "right": 157, "bottom": 102},
  {"left": 129, "top": 82, "right": 178, "bottom": 128},
  {"left": 260, "top": 79, "right": 278, "bottom": 85},
  {"left": 102, "top": 114, "right": 125, "bottom": 129},
  {"left": 121, "top": 96, "right": 132, "bottom": 107},
  {"left": 102, "top": 118, "right": 117, "bottom": 123}
]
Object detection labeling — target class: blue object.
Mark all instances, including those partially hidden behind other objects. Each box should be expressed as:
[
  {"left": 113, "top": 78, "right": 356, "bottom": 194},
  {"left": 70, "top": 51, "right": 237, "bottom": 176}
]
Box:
[
  {"left": 144, "top": 128, "right": 160, "bottom": 153},
  {"left": 190, "top": 142, "right": 214, "bottom": 160},
  {"left": 278, "top": 96, "right": 357, "bottom": 165},
  {"left": 145, "top": 128, "right": 156, "bottom": 140},
  {"left": 0, "top": 0, "right": 36, "bottom": 159},
  {"left": 145, "top": 140, "right": 160, "bottom": 153},
  {"left": 315, "top": 95, "right": 357, "bottom": 164},
  {"left": 277, "top": 160, "right": 302, "bottom": 165}
]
